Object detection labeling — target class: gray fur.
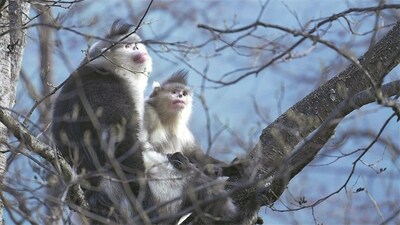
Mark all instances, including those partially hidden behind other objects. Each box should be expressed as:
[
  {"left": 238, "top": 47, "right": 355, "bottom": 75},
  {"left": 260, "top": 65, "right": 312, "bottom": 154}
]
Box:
[{"left": 162, "top": 70, "right": 188, "bottom": 86}]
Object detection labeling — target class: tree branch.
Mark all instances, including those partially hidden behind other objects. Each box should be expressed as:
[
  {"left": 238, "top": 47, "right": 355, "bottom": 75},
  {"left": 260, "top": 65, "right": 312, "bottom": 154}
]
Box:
[
  {"left": 283, "top": 80, "right": 400, "bottom": 181},
  {"left": 0, "top": 107, "right": 88, "bottom": 209},
  {"left": 227, "top": 20, "right": 400, "bottom": 224}
]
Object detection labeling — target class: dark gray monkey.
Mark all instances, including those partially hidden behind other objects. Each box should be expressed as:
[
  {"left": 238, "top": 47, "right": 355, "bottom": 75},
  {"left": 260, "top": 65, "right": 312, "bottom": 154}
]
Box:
[
  {"left": 144, "top": 71, "right": 244, "bottom": 177},
  {"left": 51, "top": 20, "right": 152, "bottom": 224}
]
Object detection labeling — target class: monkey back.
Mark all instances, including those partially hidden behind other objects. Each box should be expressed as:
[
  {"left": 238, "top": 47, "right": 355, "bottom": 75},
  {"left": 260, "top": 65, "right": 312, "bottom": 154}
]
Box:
[{"left": 51, "top": 65, "right": 145, "bottom": 185}]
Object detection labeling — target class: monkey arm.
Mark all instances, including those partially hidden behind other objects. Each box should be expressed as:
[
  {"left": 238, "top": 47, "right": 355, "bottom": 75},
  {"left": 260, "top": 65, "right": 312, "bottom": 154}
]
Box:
[
  {"left": 184, "top": 145, "right": 245, "bottom": 177},
  {"left": 167, "top": 152, "right": 238, "bottom": 224}
]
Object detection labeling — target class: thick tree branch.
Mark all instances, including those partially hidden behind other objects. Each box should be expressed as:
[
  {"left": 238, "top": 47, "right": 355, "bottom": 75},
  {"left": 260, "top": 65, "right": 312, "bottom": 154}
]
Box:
[
  {"left": 283, "top": 80, "right": 400, "bottom": 181},
  {"left": 257, "top": 19, "right": 400, "bottom": 200},
  {"left": 0, "top": 1, "right": 31, "bottom": 223},
  {"left": 227, "top": 21, "right": 400, "bottom": 224}
]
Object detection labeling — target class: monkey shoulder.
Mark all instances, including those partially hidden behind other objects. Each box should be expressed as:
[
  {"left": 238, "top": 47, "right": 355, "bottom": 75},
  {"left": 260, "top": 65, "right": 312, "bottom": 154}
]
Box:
[
  {"left": 143, "top": 104, "right": 161, "bottom": 131},
  {"left": 52, "top": 66, "right": 143, "bottom": 159}
]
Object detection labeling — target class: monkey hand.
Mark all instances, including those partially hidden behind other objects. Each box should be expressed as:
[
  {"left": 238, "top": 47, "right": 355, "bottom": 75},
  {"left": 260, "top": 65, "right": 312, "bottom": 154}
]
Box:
[
  {"left": 203, "top": 164, "right": 223, "bottom": 177},
  {"left": 167, "top": 152, "right": 191, "bottom": 171}
]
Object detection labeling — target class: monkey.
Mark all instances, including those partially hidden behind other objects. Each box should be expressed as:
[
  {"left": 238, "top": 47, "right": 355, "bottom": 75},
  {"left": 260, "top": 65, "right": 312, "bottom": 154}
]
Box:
[
  {"left": 143, "top": 71, "right": 195, "bottom": 154},
  {"left": 142, "top": 71, "right": 242, "bottom": 223},
  {"left": 142, "top": 150, "right": 237, "bottom": 224},
  {"left": 51, "top": 20, "right": 153, "bottom": 224},
  {"left": 143, "top": 70, "right": 242, "bottom": 177},
  {"left": 144, "top": 71, "right": 219, "bottom": 169}
]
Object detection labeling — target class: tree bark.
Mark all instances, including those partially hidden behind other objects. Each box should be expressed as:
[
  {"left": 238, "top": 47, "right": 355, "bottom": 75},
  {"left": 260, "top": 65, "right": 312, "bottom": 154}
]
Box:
[
  {"left": 228, "top": 21, "right": 400, "bottom": 224},
  {"left": 33, "top": 4, "right": 54, "bottom": 126},
  {"left": 0, "top": 1, "right": 30, "bottom": 224}
]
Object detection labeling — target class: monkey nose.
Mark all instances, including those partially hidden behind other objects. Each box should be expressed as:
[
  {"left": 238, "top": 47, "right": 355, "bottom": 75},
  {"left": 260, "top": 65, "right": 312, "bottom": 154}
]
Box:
[{"left": 133, "top": 52, "right": 148, "bottom": 63}]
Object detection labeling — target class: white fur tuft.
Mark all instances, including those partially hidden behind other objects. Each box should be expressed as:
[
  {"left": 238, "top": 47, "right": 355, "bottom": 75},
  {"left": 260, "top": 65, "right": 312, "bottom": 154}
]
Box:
[
  {"left": 142, "top": 150, "right": 168, "bottom": 171},
  {"left": 152, "top": 81, "right": 161, "bottom": 89}
]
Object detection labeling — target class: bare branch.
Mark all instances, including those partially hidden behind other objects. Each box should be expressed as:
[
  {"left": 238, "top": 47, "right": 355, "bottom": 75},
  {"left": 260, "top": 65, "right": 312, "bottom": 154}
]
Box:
[
  {"left": 197, "top": 4, "right": 400, "bottom": 86},
  {"left": 0, "top": 107, "right": 88, "bottom": 209}
]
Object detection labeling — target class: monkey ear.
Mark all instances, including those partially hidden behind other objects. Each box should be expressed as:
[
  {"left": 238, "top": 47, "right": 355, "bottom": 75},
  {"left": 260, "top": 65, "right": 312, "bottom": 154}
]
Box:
[
  {"left": 149, "top": 82, "right": 161, "bottom": 98},
  {"left": 152, "top": 81, "right": 161, "bottom": 89}
]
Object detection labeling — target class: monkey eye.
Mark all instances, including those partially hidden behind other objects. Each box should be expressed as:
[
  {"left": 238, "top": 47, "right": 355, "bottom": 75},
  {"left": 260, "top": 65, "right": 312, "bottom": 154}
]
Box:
[
  {"left": 182, "top": 91, "right": 188, "bottom": 96},
  {"left": 171, "top": 90, "right": 177, "bottom": 94},
  {"left": 124, "top": 43, "right": 133, "bottom": 48},
  {"left": 124, "top": 43, "right": 139, "bottom": 50},
  {"left": 171, "top": 160, "right": 185, "bottom": 171}
]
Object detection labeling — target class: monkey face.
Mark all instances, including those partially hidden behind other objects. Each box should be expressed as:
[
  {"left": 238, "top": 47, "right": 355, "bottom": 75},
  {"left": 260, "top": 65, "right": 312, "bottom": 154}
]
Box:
[
  {"left": 170, "top": 89, "right": 191, "bottom": 109},
  {"left": 87, "top": 32, "right": 153, "bottom": 80},
  {"left": 162, "top": 88, "right": 192, "bottom": 116},
  {"left": 117, "top": 41, "right": 149, "bottom": 63},
  {"left": 146, "top": 71, "right": 193, "bottom": 124},
  {"left": 105, "top": 41, "right": 153, "bottom": 76},
  {"left": 147, "top": 85, "right": 193, "bottom": 126}
]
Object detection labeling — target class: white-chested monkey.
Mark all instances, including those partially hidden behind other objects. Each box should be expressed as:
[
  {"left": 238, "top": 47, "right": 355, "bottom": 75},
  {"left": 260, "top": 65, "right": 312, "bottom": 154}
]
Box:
[
  {"left": 144, "top": 71, "right": 240, "bottom": 176},
  {"left": 144, "top": 71, "right": 195, "bottom": 154},
  {"left": 143, "top": 71, "right": 240, "bottom": 223},
  {"left": 52, "top": 20, "right": 153, "bottom": 224}
]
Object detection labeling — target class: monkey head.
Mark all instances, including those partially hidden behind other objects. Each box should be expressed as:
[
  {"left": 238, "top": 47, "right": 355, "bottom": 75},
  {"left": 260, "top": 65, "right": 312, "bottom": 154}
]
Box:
[
  {"left": 86, "top": 20, "right": 153, "bottom": 80},
  {"left": 147, "top": 71, "right": 193, "bottom": 122}
]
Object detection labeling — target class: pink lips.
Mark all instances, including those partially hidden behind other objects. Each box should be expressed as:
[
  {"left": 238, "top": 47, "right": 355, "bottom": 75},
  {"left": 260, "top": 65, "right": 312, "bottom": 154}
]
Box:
[
  {"left": 172, "top": 100, "right": 185, "bottom": 109},
  {"left": 173, "top": 100, "right": 185, "bottom": 105},
  {"left": 133, "top": 52, "right": 148, "bottom": 63}
]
